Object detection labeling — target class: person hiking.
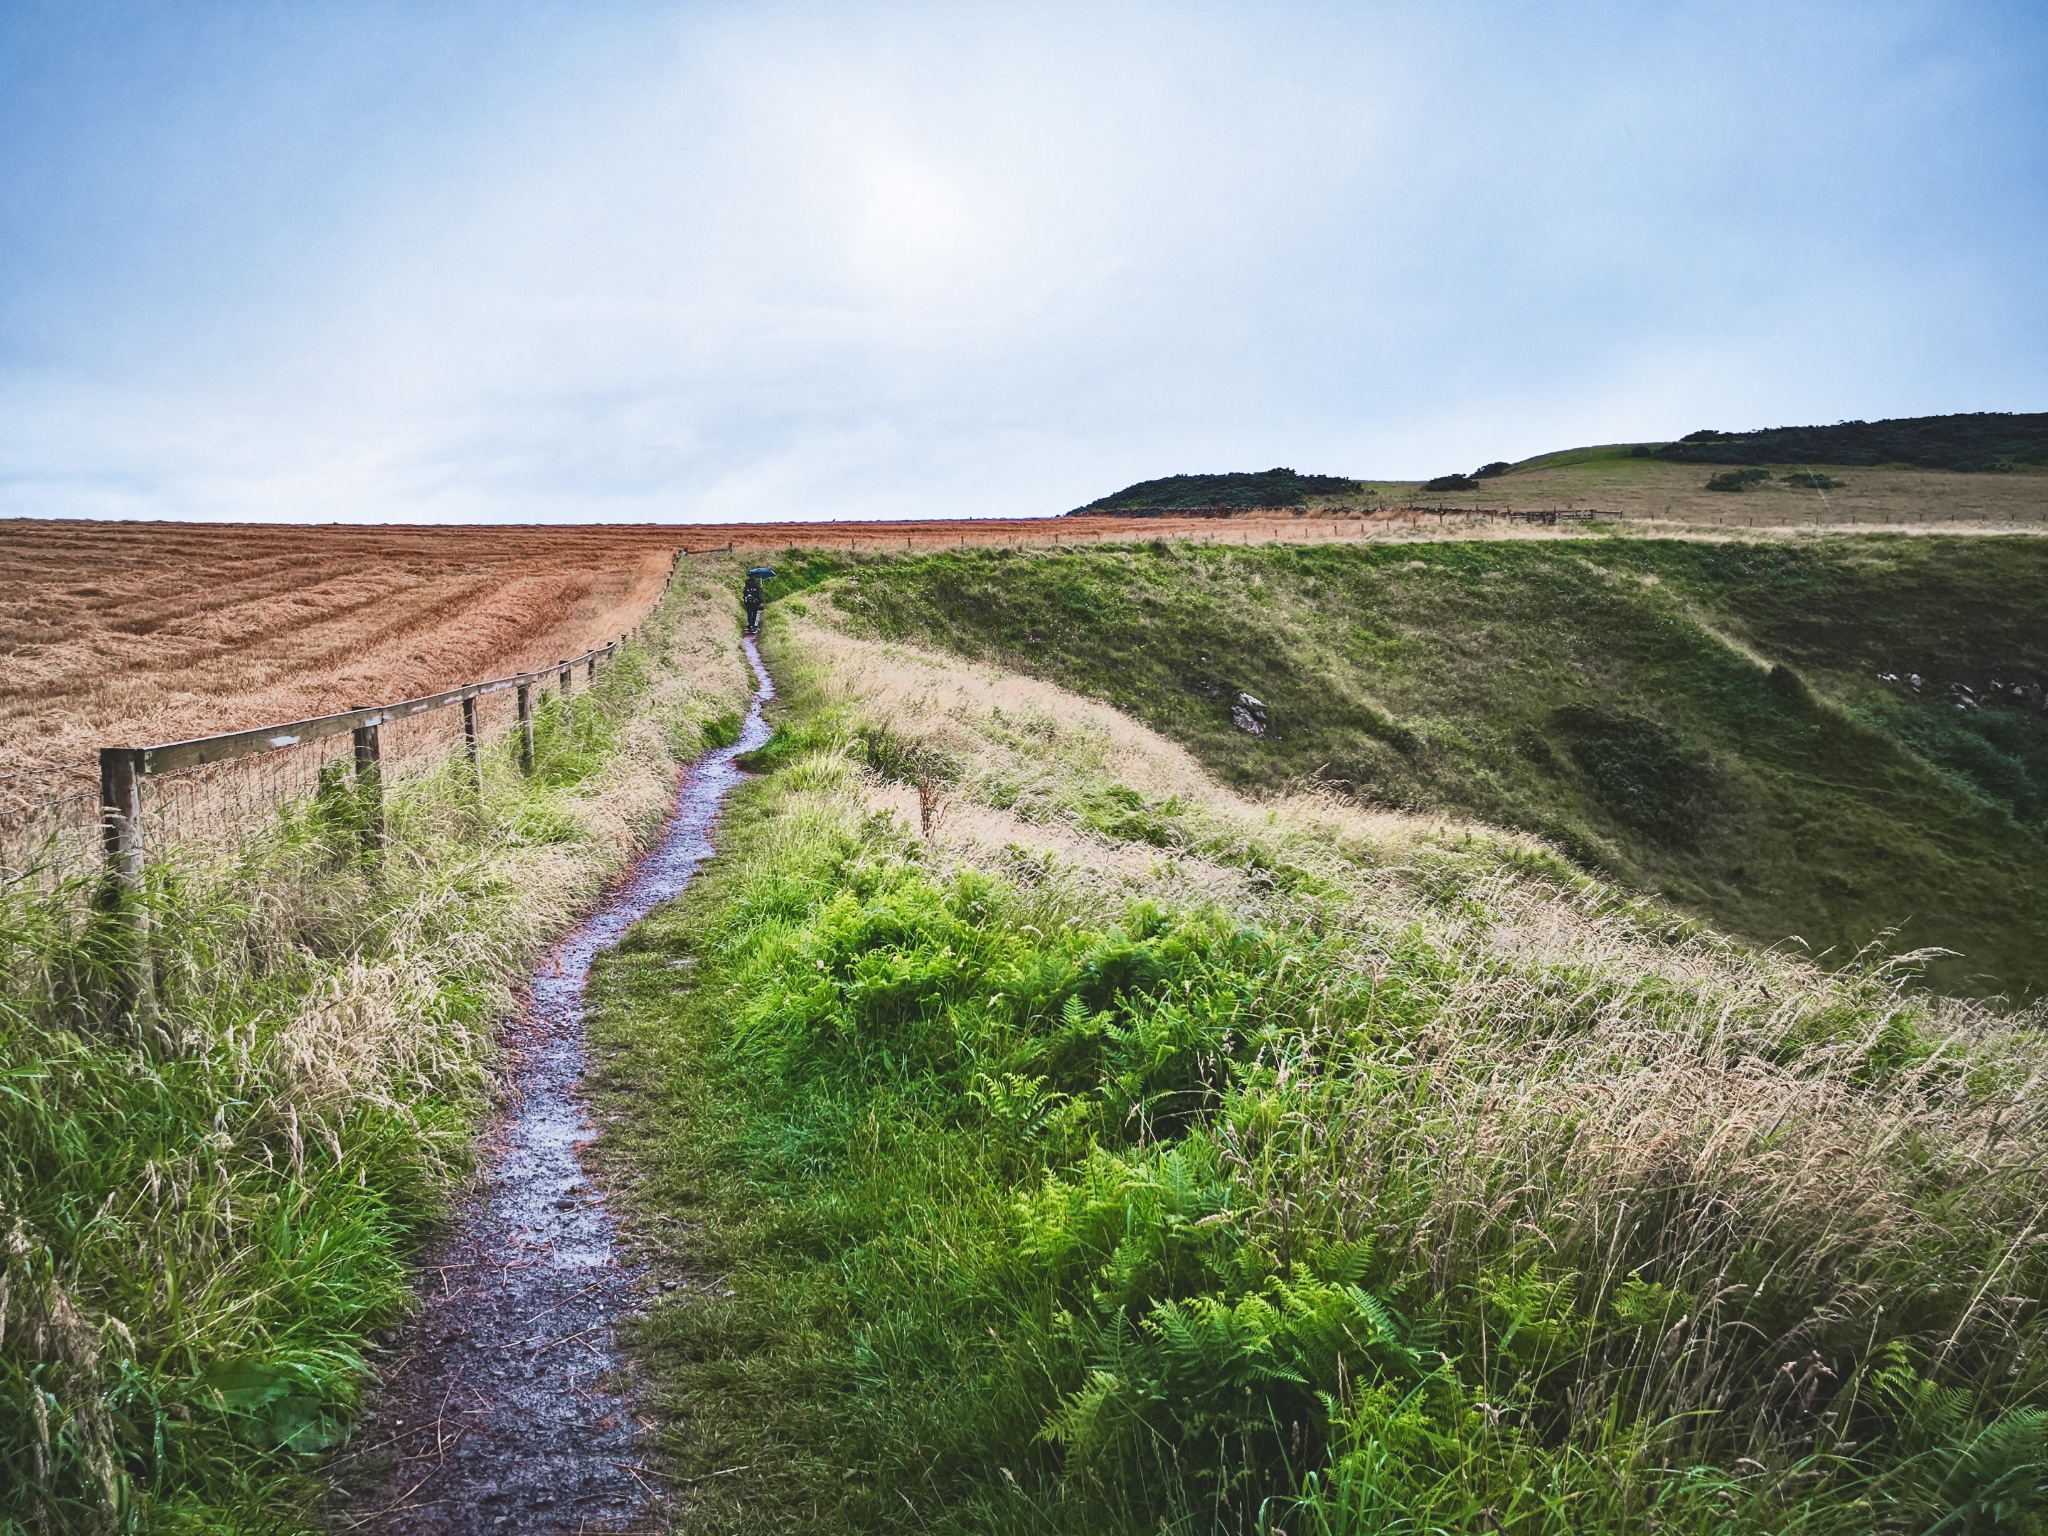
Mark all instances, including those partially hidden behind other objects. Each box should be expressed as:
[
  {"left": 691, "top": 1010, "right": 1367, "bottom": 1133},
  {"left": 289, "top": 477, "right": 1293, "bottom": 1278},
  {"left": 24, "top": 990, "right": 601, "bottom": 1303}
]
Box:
[{"left": 742, "top": 567, "right": 774, "bottom": 633}]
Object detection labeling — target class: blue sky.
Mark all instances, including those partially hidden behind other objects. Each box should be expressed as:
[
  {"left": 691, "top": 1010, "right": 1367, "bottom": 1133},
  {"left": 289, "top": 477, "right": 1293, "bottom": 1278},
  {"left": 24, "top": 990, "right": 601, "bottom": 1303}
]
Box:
[{"left": 2, "top": 1, "right": 2043, "bottom": 524}]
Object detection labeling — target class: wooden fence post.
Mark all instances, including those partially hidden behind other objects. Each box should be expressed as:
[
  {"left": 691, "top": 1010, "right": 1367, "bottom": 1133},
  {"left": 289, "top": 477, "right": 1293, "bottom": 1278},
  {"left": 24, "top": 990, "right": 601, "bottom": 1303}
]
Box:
[
  {"left": 516, "top": 683, "right": 535, "bottom": 775},
  {"left": 352, "top": 721, "right": 383, "bottom": 858},
  {"left": 586, "top": 654, "right": 597, "bottom": 684},
  {"left": 461, "top": 693, "right": 481, "bottom": 790},
  {"left": 559, "top": 661, "right": 573, "bottom": 699},
  {"left": 99, "top": 747, "right": 144, "bottom": 891},
  {"left": 98, "top": 746, "right": 154, "bottom": 1017}
]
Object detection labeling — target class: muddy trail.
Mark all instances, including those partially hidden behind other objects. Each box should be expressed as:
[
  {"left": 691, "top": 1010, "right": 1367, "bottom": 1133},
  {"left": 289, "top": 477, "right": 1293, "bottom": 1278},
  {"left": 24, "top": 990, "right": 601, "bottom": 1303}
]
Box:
[{"left": 332, "top": 639, "right": 774, "bottom": 1534}]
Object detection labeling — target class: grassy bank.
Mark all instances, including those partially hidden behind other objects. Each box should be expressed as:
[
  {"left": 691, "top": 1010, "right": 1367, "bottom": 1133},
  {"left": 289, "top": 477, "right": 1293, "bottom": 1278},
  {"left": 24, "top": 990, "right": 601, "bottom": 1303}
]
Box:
[
  {"left": 586, "top": 609, "right": 2048, "bottom": 1534},
  {"left": 817, "top": 535, "right": 2048, "bottom": 999},
  {"left": 0, "top": 562, "right": 750, "bottom": 1533}
]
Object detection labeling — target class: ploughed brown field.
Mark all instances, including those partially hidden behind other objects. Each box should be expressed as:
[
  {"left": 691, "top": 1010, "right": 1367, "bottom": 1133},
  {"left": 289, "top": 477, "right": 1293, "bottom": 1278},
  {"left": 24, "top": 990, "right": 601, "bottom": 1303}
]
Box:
[{"left": 1, "top": 522, "right": 694, "bottom": 772}]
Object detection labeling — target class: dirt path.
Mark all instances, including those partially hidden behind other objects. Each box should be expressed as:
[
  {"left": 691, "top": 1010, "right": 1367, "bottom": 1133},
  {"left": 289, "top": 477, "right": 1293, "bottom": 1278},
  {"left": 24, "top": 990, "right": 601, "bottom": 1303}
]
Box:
[{"left": 331, "top": 639, "right": 775, "bottom": 1535}]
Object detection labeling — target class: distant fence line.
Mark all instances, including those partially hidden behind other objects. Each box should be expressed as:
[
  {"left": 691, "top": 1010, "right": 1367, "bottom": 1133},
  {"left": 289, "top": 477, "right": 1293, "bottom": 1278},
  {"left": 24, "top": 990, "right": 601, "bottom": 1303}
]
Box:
[{"left": 1, "top": 550, "right": 686, "bottom": 893}]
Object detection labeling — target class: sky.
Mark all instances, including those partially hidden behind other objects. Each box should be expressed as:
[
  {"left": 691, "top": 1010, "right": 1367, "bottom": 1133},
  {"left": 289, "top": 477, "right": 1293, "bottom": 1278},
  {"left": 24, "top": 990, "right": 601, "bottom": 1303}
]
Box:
[{"left": 1, "top": 1, "right": 2044, "bottom": 525}]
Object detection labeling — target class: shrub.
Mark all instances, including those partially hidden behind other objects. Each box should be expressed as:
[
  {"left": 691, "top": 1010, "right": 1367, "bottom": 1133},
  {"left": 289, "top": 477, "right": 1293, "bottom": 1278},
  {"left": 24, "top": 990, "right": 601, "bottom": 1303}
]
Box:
[{"left": 1705, "top": 468, "right": 1771, "bottom": 492}]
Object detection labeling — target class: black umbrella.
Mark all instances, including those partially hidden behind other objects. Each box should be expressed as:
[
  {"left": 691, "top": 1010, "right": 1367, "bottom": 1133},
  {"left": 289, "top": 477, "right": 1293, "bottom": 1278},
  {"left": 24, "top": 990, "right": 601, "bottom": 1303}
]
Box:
[{"left": 747, "top": 567, "right": 777, "bottom": 578}]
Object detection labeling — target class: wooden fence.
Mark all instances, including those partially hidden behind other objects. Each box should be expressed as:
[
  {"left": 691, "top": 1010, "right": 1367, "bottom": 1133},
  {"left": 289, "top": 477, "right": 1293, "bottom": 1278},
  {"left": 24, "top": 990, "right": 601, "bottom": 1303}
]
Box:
[
  {"left": 105, "top": 549, "right": 684, "bottom": 881},
  {"left": 1, "top": 551, "right": 687, "bottom": 895}
]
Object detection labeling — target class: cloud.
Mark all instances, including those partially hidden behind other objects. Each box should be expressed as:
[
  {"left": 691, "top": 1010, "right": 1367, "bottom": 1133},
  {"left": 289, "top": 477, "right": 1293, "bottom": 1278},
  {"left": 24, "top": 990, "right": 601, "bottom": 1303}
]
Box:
[{"left": 1, "top": 0, "right": 2042, "bottom": 523}]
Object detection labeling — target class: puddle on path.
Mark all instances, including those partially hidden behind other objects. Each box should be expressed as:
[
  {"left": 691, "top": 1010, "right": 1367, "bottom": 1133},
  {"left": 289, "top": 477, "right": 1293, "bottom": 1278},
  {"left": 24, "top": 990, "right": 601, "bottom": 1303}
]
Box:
[{"left": 333, "top": 639, "right": 774, "bottom": 1534}]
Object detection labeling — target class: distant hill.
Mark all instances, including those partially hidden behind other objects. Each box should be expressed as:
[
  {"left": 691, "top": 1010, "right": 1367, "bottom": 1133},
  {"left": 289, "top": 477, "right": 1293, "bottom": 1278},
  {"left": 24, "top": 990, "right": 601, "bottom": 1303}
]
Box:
[
  {"left": 1653, "top": 411, "right": 2048, "bottom": 472},
  {"left": 1068, "top": 467, "right": 1359, "bottom": 515},
  {"left": 1066, "top": 414, "right": 2048, "bottom": 517}
]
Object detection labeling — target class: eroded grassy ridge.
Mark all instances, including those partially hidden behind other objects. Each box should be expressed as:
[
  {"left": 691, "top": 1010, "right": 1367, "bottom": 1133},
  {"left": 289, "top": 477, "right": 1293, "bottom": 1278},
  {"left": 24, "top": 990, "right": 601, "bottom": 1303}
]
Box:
[
  {"left": 0, "top": 566, "right": 751, "bottom": 1533},
  {"left": 821, "top": 535, "right": 2048, "bottom": 998},
  {"left": 587, "top": 614, "right": 2048, "bottom": 1535}
]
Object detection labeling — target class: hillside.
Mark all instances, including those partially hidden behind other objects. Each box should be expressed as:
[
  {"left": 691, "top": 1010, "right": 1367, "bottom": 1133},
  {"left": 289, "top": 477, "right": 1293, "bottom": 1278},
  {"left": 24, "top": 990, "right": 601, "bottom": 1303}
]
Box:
[
  {"left": 816, "top": 535, "right": 2048, "bottom": 999},
  {"left": 1055, "top": 412, "right": 2048, "bottom": 529},
  {"left": 584, "top": 603, "right": 2048, "bottom": 1533}
]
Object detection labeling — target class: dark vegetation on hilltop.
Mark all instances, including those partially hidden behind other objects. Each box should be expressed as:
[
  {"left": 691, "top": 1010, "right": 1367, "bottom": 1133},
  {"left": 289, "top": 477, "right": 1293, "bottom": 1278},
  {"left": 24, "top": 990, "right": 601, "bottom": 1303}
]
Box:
[
  {"left": 1655, "top": 411, "right": 2048, "bottom": 472},
  {"left": 1065, "top": 414, "right": 2048, "bottom": 516},
  {"left": 824, "top": 536, "right": 2048, "bottom": 999},
  {"left": 1424, "top": 461, "right": 1512, "bottom": 492},
  {"left": 1069, "top": 467, "right": 1360, "bottom": 515},
  {"left": 1704, "top": 469, "right": 1847, "bottom": 492}
]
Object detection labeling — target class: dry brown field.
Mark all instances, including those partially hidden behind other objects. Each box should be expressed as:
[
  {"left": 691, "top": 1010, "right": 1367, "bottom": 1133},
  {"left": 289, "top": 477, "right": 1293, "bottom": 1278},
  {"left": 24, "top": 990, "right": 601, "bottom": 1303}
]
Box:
[
  {"left": 0, "top": 522, "right": 688, "bottom": 772},
  {"left": 7, "top": 479, "right": 2044, "bottom": 770}
]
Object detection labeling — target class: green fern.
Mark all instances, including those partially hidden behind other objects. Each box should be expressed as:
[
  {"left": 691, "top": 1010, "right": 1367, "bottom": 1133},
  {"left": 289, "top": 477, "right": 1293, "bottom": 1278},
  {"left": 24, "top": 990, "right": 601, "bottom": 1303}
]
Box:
[
  {"left": 1872, "top": 1343, "right": 2048, "bottom": 1533},
  {"left": 1919, "top": 1408, "right": 2048, "bottom": 1534},
  {"left": 970, "top": 1070, "right": 1066, "bottom": 1143}
]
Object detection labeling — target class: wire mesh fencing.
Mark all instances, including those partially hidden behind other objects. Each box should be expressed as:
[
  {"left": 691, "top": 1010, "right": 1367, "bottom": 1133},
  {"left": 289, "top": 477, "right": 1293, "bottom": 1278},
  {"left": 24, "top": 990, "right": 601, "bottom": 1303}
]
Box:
[
  {"left": 113, "top": 647, "right": 624, "bottom": 884},
  {"left": 139, "top": 731, "right": 366, "bottom": 870},
  {"left": 134, "top": 668, "right": 539, "bottom": 864},
  {"left": 0, "top": 764, "right": 104, "bottom": 890}
]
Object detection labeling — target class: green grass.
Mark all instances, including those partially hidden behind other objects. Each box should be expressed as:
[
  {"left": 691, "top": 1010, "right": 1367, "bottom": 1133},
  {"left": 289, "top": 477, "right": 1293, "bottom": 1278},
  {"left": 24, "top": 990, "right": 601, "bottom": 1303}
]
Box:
[
  {"left": 1507, "top": 443, "right": 1647, "bottom": 472},
  {"left": 584, "top": 611, "right": 2048, "bottom": 1534},
  {"left": 819, "top": 536, "right": 2048, "bottom": 1000},
  {"left": 0, "top": 579, "right": 750, "bottom": 1534}
]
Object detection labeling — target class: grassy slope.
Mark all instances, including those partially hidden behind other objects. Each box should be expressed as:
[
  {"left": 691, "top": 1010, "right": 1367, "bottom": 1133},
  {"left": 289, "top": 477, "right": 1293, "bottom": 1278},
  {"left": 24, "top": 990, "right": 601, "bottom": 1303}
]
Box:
[
  {"left": 1039, "top": 442, "right": 2048, "bottom": 526},
  {"left": 824, "top": 535, "right": 2048, "bottom": 999},
  {"left": 1418, "top": 449, "right": 2048, "bottom": 525},
  {"left": 585, "top": 608, "right": 2048, "bottom": 1535},
  {"left": 0, "top": 565, "right": 751, "bottom": 1533}
]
